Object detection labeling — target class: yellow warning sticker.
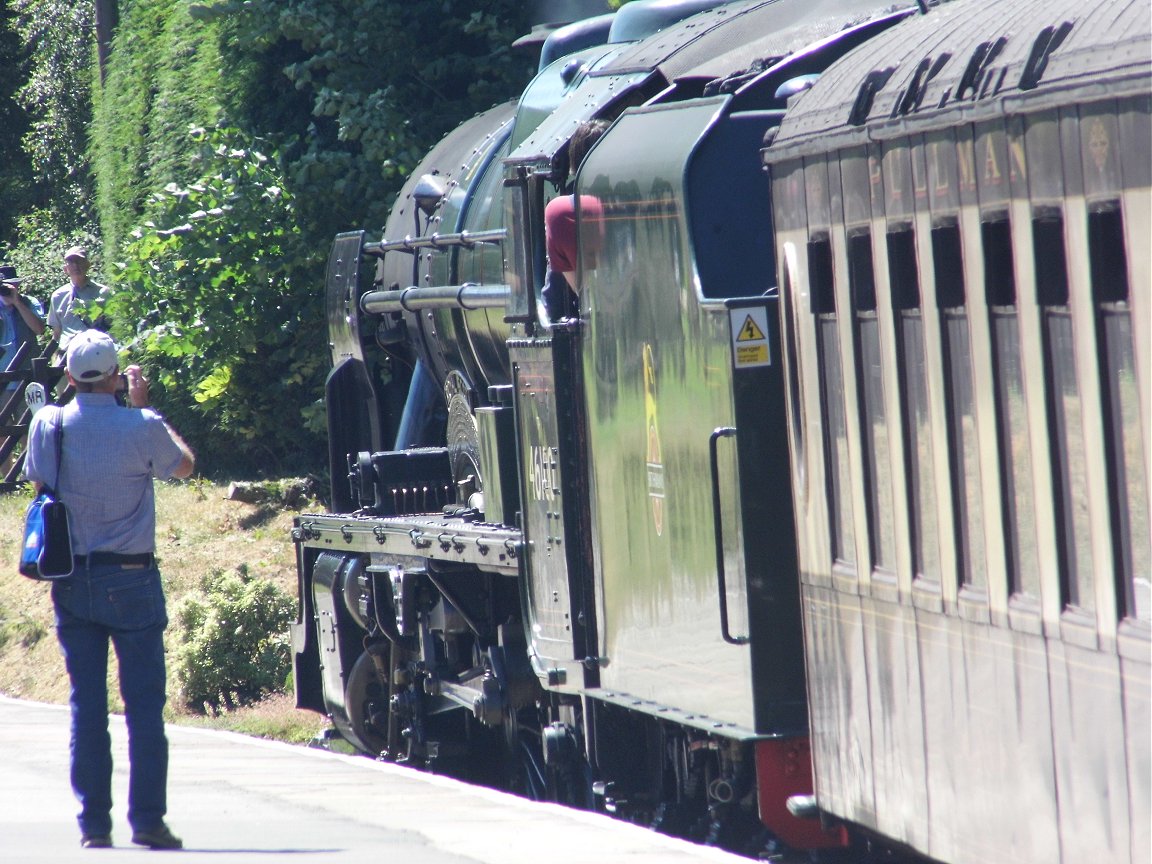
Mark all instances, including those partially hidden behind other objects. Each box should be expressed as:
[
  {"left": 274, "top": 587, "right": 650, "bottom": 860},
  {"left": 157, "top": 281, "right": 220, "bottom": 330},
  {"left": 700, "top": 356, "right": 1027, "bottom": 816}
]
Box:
[
  {"left": 730, "top": 308, "right": 771, "bottom": 369},
  {"left": 737, "top": 315, "right": 766, "bottom": 342}
]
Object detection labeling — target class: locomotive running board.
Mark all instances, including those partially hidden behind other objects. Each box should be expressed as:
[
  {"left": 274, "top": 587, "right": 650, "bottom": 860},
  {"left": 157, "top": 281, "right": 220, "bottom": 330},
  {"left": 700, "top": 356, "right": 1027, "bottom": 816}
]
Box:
[{"left": 291, "top": 512, "right": 522, "bottom": 576}]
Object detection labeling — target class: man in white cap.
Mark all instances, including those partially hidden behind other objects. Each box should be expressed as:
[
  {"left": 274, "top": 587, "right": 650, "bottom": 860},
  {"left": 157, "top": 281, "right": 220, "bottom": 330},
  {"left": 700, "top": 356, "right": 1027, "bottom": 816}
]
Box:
[
  {"left": 0, "top": 264, "right": 46, "bottom": 391},
  {"left": 48, "top": 246, "right": 112, "bottom": 353},
  {"left": 24, "top": 329, "right": 194, "bottom": 850}
]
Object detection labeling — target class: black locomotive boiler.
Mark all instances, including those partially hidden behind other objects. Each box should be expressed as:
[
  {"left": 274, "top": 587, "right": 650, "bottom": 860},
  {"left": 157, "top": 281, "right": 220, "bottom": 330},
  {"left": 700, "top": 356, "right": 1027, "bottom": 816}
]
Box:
[{"left": 291, "top": 0, "right": 1150, "bottom": 861}]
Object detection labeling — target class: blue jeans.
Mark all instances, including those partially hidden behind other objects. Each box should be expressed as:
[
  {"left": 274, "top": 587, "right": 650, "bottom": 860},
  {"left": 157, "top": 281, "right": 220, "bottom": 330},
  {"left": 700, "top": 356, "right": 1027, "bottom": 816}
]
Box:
[{"left": 51, "top": 561, "right": 170, "bottom": 836}]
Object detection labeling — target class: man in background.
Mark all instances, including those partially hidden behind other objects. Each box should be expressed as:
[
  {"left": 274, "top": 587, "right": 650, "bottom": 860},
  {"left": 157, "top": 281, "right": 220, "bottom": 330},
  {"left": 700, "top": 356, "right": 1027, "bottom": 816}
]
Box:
[
  {"left": 25, "top": 329, "right": 194, "bottom": 850},
  {"left": 48, "top": 247, "right": 111, "bottom": 353},
  {"left": 0, "top": 264, "right": 46, "bottom": 393}
]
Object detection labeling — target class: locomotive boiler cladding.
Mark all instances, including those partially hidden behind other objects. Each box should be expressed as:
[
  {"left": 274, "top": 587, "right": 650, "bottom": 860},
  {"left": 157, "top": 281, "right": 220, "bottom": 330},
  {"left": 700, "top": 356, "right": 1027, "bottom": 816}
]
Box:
[{"left": 292, "top": 0, "right": 1151, "bottom": 861}]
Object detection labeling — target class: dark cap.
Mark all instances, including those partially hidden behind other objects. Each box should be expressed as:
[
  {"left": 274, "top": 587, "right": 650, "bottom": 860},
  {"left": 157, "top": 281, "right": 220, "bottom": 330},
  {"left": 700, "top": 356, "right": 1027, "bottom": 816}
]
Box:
[{"left": 0, "top": 265, "right": 22, "bottom": 285}]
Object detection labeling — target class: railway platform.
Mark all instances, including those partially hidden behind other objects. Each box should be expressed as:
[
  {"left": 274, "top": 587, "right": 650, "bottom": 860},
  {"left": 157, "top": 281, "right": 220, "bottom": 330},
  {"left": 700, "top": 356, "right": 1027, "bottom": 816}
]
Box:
[{"left": 0, "top": 695, "right": 750, "bottom": 863}]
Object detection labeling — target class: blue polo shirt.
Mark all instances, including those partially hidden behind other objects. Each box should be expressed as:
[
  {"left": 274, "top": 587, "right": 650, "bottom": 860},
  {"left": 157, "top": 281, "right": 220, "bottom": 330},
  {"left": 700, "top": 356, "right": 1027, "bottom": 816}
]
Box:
[{"left": 24, "top": 394, "right": 186, "bottom": 555}]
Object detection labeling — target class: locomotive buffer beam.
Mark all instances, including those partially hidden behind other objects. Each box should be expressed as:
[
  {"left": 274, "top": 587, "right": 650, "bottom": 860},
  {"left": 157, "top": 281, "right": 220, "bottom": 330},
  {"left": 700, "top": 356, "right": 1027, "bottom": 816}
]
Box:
[{"left": 292, "top": 512, "right": 521, "bottom": 576}]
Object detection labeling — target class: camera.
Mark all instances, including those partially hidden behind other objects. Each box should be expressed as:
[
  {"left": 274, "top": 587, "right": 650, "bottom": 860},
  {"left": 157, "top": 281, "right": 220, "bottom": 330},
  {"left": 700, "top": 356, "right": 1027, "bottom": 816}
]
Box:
[
  {"left": 117, "top": 374, "right": 129, "bottom": 393},
  {"left": 0, "top": 285, "right": 12, "bottom": 298}
]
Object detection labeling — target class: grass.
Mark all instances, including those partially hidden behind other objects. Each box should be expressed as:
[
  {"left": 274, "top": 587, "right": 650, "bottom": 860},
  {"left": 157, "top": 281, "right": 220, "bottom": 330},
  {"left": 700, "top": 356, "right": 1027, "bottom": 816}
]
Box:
[
  {"left": 0, "top": 478, "right": 331, "bottom": 744},
  {"left": 176, "top": 692, "right": 328, "bottom": 744}
]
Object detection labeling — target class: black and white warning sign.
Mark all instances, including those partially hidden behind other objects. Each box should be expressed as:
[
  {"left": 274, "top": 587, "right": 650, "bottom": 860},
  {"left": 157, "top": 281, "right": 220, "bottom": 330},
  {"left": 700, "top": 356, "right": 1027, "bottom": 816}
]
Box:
[{"left": 729, "top": 307, "right": 770, "bottom": 369}]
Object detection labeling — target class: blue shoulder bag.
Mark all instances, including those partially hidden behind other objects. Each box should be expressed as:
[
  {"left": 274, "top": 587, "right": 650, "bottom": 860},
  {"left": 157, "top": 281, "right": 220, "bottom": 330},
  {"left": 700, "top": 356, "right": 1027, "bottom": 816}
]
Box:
[{"left": 19, "top": 408, "right": 73, "bottom": 580}]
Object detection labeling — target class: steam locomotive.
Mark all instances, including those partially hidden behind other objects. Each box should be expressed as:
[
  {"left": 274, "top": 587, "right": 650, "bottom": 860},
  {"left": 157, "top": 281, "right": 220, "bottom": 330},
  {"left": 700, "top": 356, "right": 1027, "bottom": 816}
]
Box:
[{"left": 291, "top": 0, "right": 1150, "bottom": 860}]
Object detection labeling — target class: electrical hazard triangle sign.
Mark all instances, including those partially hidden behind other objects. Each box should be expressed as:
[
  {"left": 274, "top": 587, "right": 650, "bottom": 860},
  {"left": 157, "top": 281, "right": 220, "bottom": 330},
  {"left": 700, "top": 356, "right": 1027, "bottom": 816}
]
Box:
[
  {"left": 736, "top": 314, "right": 766, "bottom": 342},
  {"left": 729, "top": 308, "right": 771, "bottom": 369}
]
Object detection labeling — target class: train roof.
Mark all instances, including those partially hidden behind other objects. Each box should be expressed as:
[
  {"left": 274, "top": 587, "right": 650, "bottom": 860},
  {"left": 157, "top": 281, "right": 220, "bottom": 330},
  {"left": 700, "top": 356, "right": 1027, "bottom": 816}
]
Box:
[
  {"left": 764, "top": 0, "right": 1152, "bottom": 159},
  {"left": 597, "top": 0, "right": 916, "bottom": 88},
  {"left": 508, "top": 0, "right": 919, "bottom": 166}
]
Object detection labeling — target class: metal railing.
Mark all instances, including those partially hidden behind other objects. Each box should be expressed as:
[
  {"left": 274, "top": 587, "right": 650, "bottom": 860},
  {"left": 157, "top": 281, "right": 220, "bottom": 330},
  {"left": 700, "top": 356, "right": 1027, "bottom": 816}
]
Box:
[{"left": 0, "top": 339, "right": 68, "bottom": 490}]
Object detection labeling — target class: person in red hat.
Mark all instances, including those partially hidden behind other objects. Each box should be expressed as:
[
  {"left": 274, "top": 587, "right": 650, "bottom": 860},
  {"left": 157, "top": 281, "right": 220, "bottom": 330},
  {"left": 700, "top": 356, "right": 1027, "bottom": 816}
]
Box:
[{"left": 542, "top": 119, "right": 608, "bottom": 322}]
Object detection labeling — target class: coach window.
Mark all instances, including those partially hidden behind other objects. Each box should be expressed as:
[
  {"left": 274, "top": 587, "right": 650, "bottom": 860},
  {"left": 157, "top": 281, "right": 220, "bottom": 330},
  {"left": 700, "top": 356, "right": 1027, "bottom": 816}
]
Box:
[
  {"left": 933, "top": 215, "right": 986, "bottom": 592},
  {"left": 811, "top": 237, "right": 854, "bottom": 566},
  {"left": 1033, "top": 212, "right": 1091, "bottom": 614},
  {"left": 983, "top": 211, "right": 1040, "bottom": 602},
  {"left": 807, "top": 157, "right": 855, "bottom": 567},
  {"left": 1084, "top": 101, "right": 1150, "bottom": 623},
  {"left": 849, "top": 229, "right": 894, "bottom": 573},
  {"left": 889, "top": 222, "right": 939, "bottom": 585},
  {"left": 1023, "top": 113, "right": 1063, "bottom": 612},
  {"left": 1088, "top": 203, "right": 1148, "bottom": 621},
  {"left": 972, "top": 122, "right": 1026, "bottom": 602},
  {"left": 1034, "top": 112, "right": 1092, "bottom": 615}
]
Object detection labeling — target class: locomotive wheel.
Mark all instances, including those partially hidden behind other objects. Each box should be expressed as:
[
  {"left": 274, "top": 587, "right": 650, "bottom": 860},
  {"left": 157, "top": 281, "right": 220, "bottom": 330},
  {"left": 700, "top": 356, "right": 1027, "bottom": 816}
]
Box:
[
  {"left": 463, "top": 646, "right": 550, "bottom": 801},
  {"left": 333, "top": 651, "right": 390, "bottom": 756}
]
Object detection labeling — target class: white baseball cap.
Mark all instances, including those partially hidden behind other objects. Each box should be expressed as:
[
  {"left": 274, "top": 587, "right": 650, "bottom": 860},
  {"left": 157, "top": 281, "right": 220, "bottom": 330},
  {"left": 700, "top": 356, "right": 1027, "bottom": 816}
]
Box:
[{"left": 66, "top": 330, "right": 119, "bottom": 382}]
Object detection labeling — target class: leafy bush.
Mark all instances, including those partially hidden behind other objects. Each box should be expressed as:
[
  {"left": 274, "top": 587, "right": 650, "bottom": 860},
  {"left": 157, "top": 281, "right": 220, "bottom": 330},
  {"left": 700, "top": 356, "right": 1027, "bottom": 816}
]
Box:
[
  {"left": 112, "top": 125, "right": 328, "bottom": 474},
  {"left": 4, "top": 208, "right": 101, "bottom": 308},
  {"left": 171, "top": 564, "right": 296, "bottom": 713}
]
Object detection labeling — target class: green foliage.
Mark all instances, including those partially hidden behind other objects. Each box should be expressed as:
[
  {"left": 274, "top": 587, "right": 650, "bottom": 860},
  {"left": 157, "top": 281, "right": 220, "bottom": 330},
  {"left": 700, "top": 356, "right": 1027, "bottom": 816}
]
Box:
[
  {"left": 211, "top": 0, "right": 535, "bottom": 238},
  {"left": 2, "top": 209, "right": 100, "bottom": 309},
  {"left": 2, "top": 0, "right": 98, "bottom": 273},
  {"left": 171, "top": 564, "right": 296, "bottom": 713},
  {"left": 7, "top": 0, "right": 540, "bottom": 474},
  {"left": 113, "top": 126, "right": 327, "bottom": 473},
  {"left": 91, "top": 1, "right": 227, "bottom": 253},
  {"left": 10, "top": 0, "right": 96, "bottom": 231},
  {"left": 91, "top": 0, "right": 535, "bottom": 267},
  {"left": 0, "top": 3, "right": 35, "bottom": 246}
]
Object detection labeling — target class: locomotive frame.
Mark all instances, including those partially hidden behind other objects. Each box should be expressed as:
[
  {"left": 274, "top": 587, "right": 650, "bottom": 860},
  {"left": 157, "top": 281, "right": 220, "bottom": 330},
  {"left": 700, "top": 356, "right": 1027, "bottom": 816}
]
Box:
[{"left": 291, "top": 0, "right": 1150, "bottom": 861}]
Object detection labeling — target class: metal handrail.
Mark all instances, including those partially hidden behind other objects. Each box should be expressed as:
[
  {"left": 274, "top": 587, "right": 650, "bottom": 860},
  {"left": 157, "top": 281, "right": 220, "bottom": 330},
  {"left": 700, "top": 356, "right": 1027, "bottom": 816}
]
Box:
[
  {"left": 361, "top": 283, "right": 510, "bottom": 314},
  {"left": 363, "top": 228, "right": 505, "bottom": 257},
  {"left": 709, "top": 426, "right": 749, "bottom": 646}
]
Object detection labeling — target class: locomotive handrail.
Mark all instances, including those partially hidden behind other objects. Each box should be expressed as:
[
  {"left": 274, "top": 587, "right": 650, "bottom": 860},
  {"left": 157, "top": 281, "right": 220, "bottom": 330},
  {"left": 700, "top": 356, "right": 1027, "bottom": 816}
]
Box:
[
  {"left": 709, "top": 426, "right": 749, "bottom": 646},
  {"left": 363, "top": 228, "right": 505, "bottom": 256},
  {"left": 361, "top": 283, "right": 510, "bottom": 314}
]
